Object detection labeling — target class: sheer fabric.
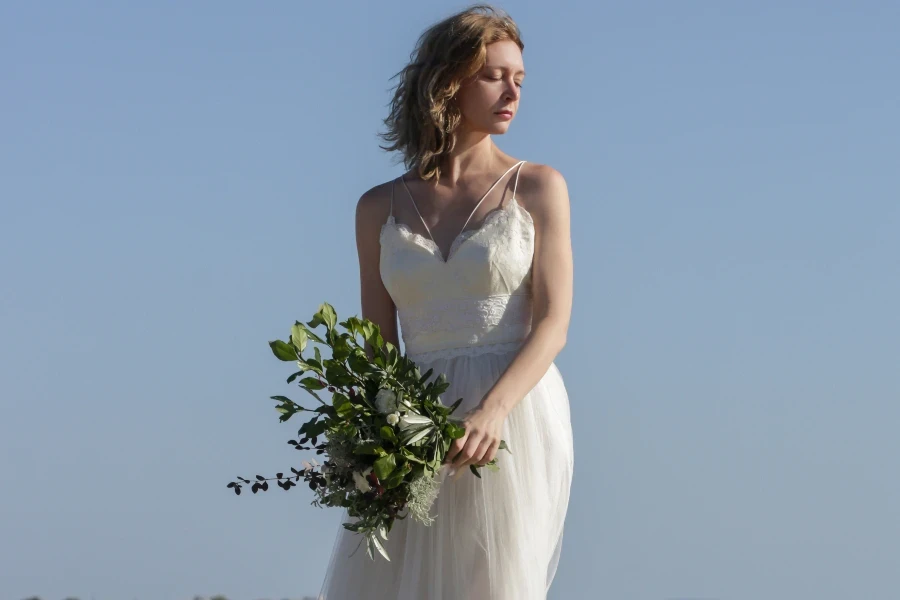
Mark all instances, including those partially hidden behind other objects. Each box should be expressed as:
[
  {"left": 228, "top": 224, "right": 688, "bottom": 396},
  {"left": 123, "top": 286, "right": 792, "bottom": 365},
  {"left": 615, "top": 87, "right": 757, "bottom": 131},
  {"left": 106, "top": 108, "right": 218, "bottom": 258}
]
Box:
[{"left": 317, "top": 161, "right": 574, "bottom": 599}]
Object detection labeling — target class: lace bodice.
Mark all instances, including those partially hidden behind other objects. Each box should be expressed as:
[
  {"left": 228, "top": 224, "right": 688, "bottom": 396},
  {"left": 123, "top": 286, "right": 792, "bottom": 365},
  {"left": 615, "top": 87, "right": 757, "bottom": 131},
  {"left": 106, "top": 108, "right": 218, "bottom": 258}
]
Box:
[{"left": 379, "top": 161, "right": 534, "bottom": 361}]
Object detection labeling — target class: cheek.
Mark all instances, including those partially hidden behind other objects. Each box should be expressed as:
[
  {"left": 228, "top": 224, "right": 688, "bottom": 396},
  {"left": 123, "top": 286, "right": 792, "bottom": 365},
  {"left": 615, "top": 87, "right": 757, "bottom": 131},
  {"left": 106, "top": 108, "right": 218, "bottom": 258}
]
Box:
[{"left": 458, "top": 85, "right": 493, "bottom": 113}]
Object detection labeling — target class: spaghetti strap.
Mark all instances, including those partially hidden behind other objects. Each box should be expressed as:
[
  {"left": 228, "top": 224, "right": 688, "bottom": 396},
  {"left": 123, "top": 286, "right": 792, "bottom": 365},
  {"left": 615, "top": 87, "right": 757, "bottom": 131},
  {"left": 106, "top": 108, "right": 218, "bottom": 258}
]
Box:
[
  {"left": 512, "top": 160, "right": 526, "bottom": 200},
  {"left": 389, "top": 178, "right": 395, "bottom": 220},
  {"left": 458, "top": 160, "right": 527, "bottom": 234},
  {"left": 397, "top": 160, "right": 528, "bottom": 256},
  {"left": 399, "top": 175, "right": 434, "bottom": 242}
]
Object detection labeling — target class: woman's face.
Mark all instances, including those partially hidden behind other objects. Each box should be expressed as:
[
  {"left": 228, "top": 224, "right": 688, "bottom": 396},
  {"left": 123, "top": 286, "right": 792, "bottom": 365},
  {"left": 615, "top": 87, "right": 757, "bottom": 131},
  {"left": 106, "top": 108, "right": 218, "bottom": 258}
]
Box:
[{"left": 455, "top": 40, "right": 525, "bottom": 135}]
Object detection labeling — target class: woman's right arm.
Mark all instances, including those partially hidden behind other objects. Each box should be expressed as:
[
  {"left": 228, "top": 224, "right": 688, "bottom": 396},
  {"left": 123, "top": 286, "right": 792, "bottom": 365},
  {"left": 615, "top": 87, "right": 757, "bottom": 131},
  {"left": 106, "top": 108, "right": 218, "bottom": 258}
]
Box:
[{"left": 355, "top": 185, "right": 399, "bottom": 360}]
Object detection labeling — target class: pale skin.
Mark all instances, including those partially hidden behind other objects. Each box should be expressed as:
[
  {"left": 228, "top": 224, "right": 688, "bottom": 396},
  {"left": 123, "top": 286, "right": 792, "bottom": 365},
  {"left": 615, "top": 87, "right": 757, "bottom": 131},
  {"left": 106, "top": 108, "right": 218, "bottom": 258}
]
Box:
[{"left": 355, "top": 40, "right": 573, "bottom": 481}]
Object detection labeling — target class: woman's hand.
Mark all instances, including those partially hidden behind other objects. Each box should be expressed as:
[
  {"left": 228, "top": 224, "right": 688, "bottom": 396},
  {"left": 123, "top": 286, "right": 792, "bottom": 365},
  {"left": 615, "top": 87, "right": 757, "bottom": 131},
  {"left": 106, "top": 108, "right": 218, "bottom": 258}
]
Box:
[{"left": 444, "top": 403, "right": 508, "bottom": 480}]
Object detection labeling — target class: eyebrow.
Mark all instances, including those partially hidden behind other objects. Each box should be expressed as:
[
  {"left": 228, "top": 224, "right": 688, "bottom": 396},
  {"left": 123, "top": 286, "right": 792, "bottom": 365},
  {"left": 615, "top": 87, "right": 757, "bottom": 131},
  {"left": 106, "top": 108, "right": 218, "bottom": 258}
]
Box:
[{"left": 484, "top": 65, "right": 526, "bottom": 76}]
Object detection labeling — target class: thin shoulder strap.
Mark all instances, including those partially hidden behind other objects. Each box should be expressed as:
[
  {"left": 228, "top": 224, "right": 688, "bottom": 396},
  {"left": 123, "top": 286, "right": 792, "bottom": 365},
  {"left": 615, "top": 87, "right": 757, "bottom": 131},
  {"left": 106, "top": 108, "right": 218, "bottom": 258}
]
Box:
[
  {"left": 398, "top": 160, "right": 527, "bottom": 245},
  {"left": 512, "top": 160, "right": 526, "bottom": 199},
  {"left": 458, "top": 160, "right": 527, "bottom": 234},
  {"left": 389, "top": 178, "right": 395, "bottom": 219},
  {"left": 399, "top": 174, "right": 436, "bottom": 243}
]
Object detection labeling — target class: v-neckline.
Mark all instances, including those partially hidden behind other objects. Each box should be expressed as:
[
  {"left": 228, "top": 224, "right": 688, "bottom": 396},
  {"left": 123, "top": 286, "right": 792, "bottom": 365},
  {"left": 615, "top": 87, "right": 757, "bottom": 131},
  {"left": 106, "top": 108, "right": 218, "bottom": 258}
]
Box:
[
  {"left": 384, "top": 196, "right": 528, "bottom": 264},
  {"left": 397, "top": 161, "right": 526, "bottom": 263}
]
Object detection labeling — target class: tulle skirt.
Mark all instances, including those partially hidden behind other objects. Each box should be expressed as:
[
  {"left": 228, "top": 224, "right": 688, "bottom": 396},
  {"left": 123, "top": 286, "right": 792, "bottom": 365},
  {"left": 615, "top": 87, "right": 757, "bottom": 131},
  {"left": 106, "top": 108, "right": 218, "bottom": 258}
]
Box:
[{"left": 316, "top": 345, "right": 575, "bottom": 600}]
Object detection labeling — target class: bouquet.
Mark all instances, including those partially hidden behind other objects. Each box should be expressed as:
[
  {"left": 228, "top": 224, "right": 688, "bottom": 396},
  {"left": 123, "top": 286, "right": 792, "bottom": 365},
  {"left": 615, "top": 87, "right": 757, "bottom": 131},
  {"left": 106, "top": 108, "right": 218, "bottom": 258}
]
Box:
[{"left": 227, "top": 302, "right": 510, "bottom": 561}]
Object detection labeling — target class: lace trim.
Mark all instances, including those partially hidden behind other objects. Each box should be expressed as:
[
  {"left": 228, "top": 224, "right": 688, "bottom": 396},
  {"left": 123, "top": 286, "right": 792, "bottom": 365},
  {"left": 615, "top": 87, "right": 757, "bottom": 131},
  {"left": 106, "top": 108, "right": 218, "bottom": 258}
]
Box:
[
  {"left": 407, "top": 340, "right": 525, "bottom": 362},
  {"left": 380, "top": 197, "right": 532, "bottom": 263}
]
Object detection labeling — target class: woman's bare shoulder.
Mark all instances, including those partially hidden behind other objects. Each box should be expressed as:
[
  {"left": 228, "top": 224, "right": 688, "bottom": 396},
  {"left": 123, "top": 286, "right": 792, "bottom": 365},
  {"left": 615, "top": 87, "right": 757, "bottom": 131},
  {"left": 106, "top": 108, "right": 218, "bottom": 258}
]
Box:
[
  {"left": 355, "top": 177, "right": 396, "bottom": 230},
  {"left": 516, "top": 162, "right": 570, "bottom": 218}
]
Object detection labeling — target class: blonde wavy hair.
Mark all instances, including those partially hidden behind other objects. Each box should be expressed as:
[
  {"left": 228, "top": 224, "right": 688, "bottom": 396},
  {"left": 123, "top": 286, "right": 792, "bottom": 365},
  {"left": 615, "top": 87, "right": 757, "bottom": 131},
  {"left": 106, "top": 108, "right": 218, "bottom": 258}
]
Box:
[{"left": 377, "top": 4, "right": 525, "bottom": 184}]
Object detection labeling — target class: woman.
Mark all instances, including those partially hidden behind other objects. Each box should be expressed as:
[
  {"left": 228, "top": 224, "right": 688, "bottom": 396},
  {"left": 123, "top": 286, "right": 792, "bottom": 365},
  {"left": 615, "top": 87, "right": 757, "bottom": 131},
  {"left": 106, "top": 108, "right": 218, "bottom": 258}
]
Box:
[{"left": 318, "top": 5, "right": 574, "bottom": 599}]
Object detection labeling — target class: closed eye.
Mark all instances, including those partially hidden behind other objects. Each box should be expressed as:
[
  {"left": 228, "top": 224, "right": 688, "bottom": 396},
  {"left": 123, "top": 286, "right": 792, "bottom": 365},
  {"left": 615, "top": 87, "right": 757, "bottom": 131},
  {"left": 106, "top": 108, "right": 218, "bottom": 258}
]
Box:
[{"left": 487, "top": 76, "right": 523, "bottom": 88}]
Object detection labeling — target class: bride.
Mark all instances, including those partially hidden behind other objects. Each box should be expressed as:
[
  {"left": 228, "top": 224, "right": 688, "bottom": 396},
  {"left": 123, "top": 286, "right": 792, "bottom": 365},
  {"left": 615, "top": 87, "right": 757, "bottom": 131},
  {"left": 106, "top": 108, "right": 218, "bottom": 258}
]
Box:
[{"left": 317, "top": 5, "right": 574, "bottom": 599}]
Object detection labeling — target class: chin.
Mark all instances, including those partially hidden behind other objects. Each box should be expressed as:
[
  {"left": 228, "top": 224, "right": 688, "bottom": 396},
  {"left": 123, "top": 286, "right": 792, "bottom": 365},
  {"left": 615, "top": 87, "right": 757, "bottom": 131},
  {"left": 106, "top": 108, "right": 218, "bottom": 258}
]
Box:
[{"left": 486, "top": 122, "right": 512, "bottom": 134}]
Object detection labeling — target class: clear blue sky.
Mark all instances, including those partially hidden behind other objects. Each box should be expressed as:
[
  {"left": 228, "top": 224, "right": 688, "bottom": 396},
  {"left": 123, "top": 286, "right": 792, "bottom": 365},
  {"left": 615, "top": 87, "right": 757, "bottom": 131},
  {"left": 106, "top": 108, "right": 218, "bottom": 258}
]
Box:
[{"left": 2, "top": 2, "right": 898, "bottom": 599}]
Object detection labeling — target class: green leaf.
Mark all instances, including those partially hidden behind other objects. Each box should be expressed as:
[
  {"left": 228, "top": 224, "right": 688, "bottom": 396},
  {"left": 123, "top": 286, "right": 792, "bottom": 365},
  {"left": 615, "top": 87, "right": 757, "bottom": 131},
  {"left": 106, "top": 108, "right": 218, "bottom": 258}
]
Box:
[
  {"left": 302, "top": 324, "right": 327, "bottom": 344},
  {"left": 445, "top": 422, "right": 466, "bottom": 440},
  {"left": 324, "top": 359, "right": 349, "bottom": 381},
  {"left": 353, "top": 442, "right": 384, "bottom": 455},
  {"left": 331, "top": 334, "right": 352, "bottom": 361},
  {"left": 367, "top": 532, "right": 391, "bottom": 562},
  {"left": 275, "top": 409, "right": 294, "bottom": 423},
  {"left": 321, "top": 303, "right": 338, "bottom": 330},
  {"left": 348, "top": 351, "right": 375, "bottom": 374},
  {"left": 367, "top": 327, "right": 385, "bottom": 353},
  {"left": 498, "top": 439, "right": 512, "bottom": 454},
  {"left": 469, "top": 464, "right": 482, "bottom": 478},
  {"left": 432, "top": 373, "right": 450, "bottom": 396},
  {"left": 269, "top": 340, "right": 297, "bottom": 361},
  {"left": 309, "top": 303, "right": 338, "bottom": 331},
  {"left": 333, "top": 394, "right": 356, "bottom": 419},
  {"left": 401, "top": 451, "right": 427, "bottom": 465},
  {"left": 380, "top": 425, "right": 398, "bottom": 444},
  {"left": 400, "top": 426, "right": 433, "bottom": 446},
  {"left": 446, "top": 396, "right": 464, "bottom": 414},
  {"left": 300, "top": 418, "right": 329, "bottom": 438},
  {"left": 300, "top": 378, "right": 327, "bottom": 391},
  {"left": 290, "top": 324, "right": 308, "bottom": 352},
  {"left": 269, "top": 395, "right": 304, "bottom": 410},
  {"left": 336, "top": 403, "right": 356, "bottom": 419},
  {"left": 382, "top": 467, "right": 408, "bottom": 489},
  {"left": 398, "top": 413, "right": 434, "bottom": 428},
  {"left": 373, "top": 453, "right": 397, "bottom": 480},
  {"left": 339, "top": 316, "right": 362, "bottom": 337}
]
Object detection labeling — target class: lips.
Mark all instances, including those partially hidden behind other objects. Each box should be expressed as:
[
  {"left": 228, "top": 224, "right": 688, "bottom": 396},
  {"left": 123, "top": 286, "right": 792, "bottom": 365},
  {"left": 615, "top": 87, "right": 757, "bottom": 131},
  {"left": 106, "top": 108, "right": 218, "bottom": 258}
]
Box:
[{"left": 495, "top": 110, "right": 513, "bottom": 116}]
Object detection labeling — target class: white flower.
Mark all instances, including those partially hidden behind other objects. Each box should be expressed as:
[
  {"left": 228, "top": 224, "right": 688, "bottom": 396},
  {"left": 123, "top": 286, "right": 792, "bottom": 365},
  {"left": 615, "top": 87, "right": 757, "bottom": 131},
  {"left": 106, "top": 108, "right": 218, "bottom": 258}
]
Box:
[
  {"left": 386, "top": 412, "right": 400, "bottom": 426},
  {"left": 374, "top": 388, "right": 398, "bottom": 414},
  {"left": 352, "top": 467, "right": 373, "bottom": 493}
]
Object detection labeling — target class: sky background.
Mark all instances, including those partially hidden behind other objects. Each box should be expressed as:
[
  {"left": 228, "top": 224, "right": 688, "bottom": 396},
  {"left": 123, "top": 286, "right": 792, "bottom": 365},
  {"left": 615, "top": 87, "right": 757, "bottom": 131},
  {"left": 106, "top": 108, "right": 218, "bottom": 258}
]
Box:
[{"left": 2, "top": 2, "right": 899, "bottom": 600}]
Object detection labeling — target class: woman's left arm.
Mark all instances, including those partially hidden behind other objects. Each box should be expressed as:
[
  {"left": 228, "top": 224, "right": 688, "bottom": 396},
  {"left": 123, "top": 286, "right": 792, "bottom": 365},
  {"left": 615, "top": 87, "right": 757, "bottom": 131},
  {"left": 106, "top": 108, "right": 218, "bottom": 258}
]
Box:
[{"left": 446, "top": 165, "right": 573, "bottom": 475}]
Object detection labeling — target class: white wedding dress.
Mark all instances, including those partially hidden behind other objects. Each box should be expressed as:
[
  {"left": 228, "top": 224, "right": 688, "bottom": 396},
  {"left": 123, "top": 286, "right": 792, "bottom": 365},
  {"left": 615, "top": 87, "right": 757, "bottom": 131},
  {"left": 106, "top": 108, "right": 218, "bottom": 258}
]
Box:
[{"left": 317, "top": 160, "right": 575, "bottom": 599}]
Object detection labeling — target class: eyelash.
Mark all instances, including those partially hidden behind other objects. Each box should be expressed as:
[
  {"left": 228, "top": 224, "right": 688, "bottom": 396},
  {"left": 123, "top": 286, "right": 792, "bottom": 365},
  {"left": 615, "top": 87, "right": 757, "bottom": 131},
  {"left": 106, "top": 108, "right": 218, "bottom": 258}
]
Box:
[{"left": 488, "top": 76, "right": 523, "bottom": 88}]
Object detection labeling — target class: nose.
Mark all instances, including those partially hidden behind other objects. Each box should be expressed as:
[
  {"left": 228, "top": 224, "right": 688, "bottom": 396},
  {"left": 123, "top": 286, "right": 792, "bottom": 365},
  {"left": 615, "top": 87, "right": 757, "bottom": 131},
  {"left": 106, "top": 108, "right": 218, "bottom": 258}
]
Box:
[{"left": 505, "top": 79, "right": 520, "bottom": 101}]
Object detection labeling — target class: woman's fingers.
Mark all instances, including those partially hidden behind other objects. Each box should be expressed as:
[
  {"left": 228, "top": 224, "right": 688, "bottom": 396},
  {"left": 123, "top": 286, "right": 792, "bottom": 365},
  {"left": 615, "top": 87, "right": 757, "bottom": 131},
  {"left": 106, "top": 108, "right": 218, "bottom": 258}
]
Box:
[
  {"left": 450, "top": 434, "right": 479, "bottom": 470},
  {"left": 445, "top": 432, "right": 469, "bottom": 466},
  {"left": 452, "top": 434, "right": 495, "bottom": 473},
  {"left": 481, "top": 438, "right": 501, "bottom": 465},
  {"left": 470, "top": 437, "right": 494, "bottom": 467}
]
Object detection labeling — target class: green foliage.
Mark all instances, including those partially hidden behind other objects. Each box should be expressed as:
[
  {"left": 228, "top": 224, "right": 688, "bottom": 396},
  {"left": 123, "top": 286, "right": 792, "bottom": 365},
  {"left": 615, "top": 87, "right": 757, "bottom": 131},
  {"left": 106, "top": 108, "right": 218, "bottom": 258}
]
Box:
[{"left": 228, "top": 302, "right": 510, "bottom": 561}]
